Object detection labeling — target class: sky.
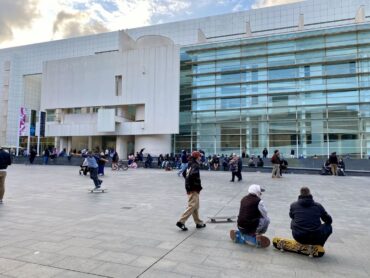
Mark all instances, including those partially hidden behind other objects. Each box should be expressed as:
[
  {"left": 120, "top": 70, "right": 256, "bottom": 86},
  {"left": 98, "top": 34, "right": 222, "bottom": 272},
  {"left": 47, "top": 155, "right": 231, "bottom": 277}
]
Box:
[{"left": 0, "top": 0, "right": 302, "bottom": 49}]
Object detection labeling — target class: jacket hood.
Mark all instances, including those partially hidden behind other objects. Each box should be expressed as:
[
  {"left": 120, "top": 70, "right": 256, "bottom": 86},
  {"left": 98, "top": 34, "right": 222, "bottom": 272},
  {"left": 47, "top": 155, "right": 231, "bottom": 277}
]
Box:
[{"left": 298, "top": 195, "right": 314, "bottom": 207}]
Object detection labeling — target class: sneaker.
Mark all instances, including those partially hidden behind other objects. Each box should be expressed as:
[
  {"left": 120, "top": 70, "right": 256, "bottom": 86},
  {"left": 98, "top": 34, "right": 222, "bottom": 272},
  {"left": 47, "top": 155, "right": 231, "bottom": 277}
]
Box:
[
  {"left": 230, "top": 230, "right": 236, "bottom": 242},
  {"left": 229, "top": 180, "right": 234, "bottom": 182},
  {"left": 176, "top": 222, "right": 188, "bottom": 231},
  {"left": 196, "top": 223, "right": 206, "bottom": 229}
]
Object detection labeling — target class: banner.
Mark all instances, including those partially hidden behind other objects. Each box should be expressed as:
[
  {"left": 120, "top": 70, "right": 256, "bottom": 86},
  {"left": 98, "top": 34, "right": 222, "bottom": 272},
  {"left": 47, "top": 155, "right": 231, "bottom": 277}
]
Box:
[
  {"left": 39, "top": 111, "right": 46, "bottom": 137},
  {"left": 30, "top": 110, "right": 36, "bottom": 136},
  {"left": 19, "top": 107, "right": 27, "bottom": 136}
]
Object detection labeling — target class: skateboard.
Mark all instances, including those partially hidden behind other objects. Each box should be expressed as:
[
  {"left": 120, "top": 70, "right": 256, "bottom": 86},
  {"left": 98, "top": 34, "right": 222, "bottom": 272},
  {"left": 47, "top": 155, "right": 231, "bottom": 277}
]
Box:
[
  {"left": 208, "top": 216, "right": 236, "bottom": 223},
  {"left": 230, "top": 230, "right": 270, "bottom": 248},
  {"left": 272, "top": 237, "right": 325, "bottom": 257},
  {"left": 89, "top": 188, "right": 107, "bottom": 193}
]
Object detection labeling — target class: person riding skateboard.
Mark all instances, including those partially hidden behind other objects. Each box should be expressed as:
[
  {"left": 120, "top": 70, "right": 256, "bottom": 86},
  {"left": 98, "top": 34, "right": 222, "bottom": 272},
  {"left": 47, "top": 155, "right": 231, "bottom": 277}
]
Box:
[
  {"left": 176, "top": 151, "right": 206, "bottom": 231},
  {"left": 290, "top": 187, "right": 332, "bottom": 246},
  {"left": 230, "top": 184, "right": 270, "bottom": 246}
]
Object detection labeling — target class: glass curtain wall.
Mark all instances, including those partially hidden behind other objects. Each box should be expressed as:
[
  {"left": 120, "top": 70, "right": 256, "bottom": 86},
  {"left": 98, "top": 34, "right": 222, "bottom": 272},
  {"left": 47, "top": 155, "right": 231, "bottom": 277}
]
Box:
[{"left": 174, "top": 24, "right": 370, "bottom": 158}]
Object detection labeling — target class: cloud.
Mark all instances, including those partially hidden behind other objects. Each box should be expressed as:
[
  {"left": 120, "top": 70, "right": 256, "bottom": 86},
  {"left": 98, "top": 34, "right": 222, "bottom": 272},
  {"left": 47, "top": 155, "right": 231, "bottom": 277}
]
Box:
[
  {"left": 252, "top": 0, "right": 303, "bottom": 9},
  {"left": 0, "top": 0, "right": 39, "bottom": 43},
  {"left": 52, "top": 10, "right": 109, "bottom": 39}
]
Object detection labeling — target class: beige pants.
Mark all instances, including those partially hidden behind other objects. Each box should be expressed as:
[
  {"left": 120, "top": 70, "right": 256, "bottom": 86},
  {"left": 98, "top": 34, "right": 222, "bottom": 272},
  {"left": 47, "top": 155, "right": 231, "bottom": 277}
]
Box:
[
  {"left": 179, "top": 192, "right": 203, "bottom": 225},
  {"left": 272, "top": 164, "right": 281, "bottom": 178},
  {"left": 331, "top": 164, "right": 338, "bottom": 176},
  {"left": 0, "top": 171, "right": 6, "bottom": 200}
]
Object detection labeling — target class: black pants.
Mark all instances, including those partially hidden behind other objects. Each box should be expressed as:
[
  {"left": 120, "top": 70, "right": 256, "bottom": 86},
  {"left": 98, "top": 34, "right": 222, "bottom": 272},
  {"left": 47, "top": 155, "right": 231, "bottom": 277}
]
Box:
[
  {"left": 89, "top": 167, "right": 101, "bottom": 187},
  {"left": 231, "top": 171, "right": 242, "bottom": 181},
  {"left": 293, "top": 223, "right": 332, "bottom": 246}
]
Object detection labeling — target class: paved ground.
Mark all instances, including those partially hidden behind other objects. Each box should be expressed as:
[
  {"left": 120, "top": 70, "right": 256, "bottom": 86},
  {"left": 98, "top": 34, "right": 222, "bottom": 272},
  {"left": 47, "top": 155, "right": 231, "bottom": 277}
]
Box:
[{"left": 0, "top": 165, "right": 369, "bottom": 278}]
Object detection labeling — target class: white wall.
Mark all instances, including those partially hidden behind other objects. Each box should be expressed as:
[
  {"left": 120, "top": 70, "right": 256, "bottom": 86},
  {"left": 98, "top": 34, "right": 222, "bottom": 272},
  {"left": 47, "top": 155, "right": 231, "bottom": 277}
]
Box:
[
  {"left": 41, "top": 35, "right": 180, "bottom": 136},
  {"left": 135, "top": 134, "right": 172, "bottom": 156}
]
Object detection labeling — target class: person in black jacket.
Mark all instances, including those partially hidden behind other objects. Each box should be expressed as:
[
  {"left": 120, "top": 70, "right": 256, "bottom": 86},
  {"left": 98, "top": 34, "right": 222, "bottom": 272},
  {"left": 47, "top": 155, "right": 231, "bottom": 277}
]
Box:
[
  {"left": 329, "top": 152, "right": 338, "bottom": 176},
  {"left": 176, "top": 151, "right": 206, "bottom": 231},
  {"left": 290, "top": 187, "right": 332, "bottom": 246},
  {"left": 0, "top": 148, "right": 12, "bottom": 203}
]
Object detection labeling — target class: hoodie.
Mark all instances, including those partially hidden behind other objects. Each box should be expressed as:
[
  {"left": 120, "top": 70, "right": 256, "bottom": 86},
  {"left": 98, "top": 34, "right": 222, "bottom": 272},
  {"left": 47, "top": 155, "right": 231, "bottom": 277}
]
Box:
[{"left": 290, "top": 195, "right": 332, "bottom": 235}]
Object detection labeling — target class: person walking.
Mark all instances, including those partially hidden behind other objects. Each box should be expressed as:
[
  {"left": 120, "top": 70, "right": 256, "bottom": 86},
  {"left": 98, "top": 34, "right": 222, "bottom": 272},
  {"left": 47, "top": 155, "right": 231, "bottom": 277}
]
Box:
[
  {"left": 0, "top": 148, "right": 12, "bottom": 204},
  {"left": 237, "top": 155, "right": 243, "bottom": 181},
  {"left": 290, "top": 187, "right": 332, "bottom": 246},
  {"left": 271, "top": 150, "right": 281, "bottom": 178},
  {"left": 29, "top": 147, "right": 37, "bottom": 164},
  {"left": 329, "top": 152, "right": 338, "bottom": 176},
  {"left": 176, "top": 151, "right": 206, "bottom": 231},
  {"left": 177, "top": 150, "right": 188, "bottom": 176},
  {"left": 229, "top": 154, "right": 239, "bottom": 182}
]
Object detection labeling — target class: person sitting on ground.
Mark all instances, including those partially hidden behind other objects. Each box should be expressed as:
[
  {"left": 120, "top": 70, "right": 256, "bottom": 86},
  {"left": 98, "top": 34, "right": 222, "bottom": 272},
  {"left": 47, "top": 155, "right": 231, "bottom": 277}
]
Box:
[
  {"left": 230, "top": 184, "right": 270, "bottom": 245},
  {"left": 248, "top": 156, "right": 255, "bottom": 167},
  {"left": 256, "top": 155, "right": 264, "bottom": 167},
  {"left": 290, "top": 187, "right": 332, "bottom": 246},
  {"left": 144, "top": 154, "right": 153, "bottom": 168},
  {"left": 338, "top": 158, "right": 345, "bottom": 176}
]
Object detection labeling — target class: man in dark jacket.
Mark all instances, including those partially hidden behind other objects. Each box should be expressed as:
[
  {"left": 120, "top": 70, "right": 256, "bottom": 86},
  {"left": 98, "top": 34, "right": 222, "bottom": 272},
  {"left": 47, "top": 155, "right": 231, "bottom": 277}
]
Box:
[
  {"left": 0, "top": 148, "right": 12, "bottom": 203},
  {"left": 329, "top": 152, "right": 338, "bottom": 176},
  {"left": 290, "top": 187, "right": 332, "bottom": 246},
  {"left": 176, "top": 151, "right": 206, "bottom": 231}
]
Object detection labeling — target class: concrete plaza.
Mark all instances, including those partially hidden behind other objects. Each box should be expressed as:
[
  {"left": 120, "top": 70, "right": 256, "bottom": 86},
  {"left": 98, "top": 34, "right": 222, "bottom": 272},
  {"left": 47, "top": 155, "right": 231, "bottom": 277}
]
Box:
[{"left": 0, "top": 165, "right": 369, "bottom": 278}]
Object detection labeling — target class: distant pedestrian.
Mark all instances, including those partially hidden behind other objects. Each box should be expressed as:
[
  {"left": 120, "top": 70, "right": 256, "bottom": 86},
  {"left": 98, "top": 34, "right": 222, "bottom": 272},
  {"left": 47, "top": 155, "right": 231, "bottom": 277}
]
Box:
[
  {"left": 29, "top": 148, "right": 37, "bottom": 164},
  {"left": 43, "top": 148, "right": 50, "bottom": 164},
  {"left": 178, "top": 150, "right": 188, "bottom": 176},
  {"left": 271, "top": 150, "right": 281, "bottom": 178},
  {"left": 0, "top": 148, "right": 12, "bottom": 203},
  {"left": 290, "top": 149, "right": 295, "bottom": 158},
  {"left": 329, "top": 152, "right": 338, "bottom": 176},
  {"left": 176, "top": 151, "right": 206, "bottom": 231},
  {"left": 262, "top": 148, "right": 268, "bottom": 159}
]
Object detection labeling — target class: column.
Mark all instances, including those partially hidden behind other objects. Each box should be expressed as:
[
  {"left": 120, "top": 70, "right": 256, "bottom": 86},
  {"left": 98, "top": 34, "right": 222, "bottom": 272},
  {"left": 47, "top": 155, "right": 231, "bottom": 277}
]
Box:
[
  {"left": 116, "top": 136, "right": 128, "bottom": 160},
  {"left": 88, "top": 136, "right": 93, "bottom": 151}
]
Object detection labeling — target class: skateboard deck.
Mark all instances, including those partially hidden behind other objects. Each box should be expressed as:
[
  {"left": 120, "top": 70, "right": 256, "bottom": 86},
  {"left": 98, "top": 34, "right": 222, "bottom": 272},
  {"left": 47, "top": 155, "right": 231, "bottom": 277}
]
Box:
[
  {"left": 272, "top": 237, "right": 325, "bottom": 257},
  {"left": 230, "top": 230, "right": 270, "bottom": 248},
  {"left": 89, "top": 188, "right": 107, "bottom": 193},
  {"left": 208, "top": 216, "right": 236, "bottom": 223}
]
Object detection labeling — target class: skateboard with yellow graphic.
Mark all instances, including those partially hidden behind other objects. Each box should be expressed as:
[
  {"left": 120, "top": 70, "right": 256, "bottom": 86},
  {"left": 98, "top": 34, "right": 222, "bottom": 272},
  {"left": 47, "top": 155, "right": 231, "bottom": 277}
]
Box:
[{"left": 272, "top": 237, "right": 325, "bottom": 257}]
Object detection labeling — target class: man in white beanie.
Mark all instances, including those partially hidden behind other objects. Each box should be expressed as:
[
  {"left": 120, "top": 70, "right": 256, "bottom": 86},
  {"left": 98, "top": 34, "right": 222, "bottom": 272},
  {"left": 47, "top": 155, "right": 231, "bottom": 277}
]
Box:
[{"left": 230, "top": 184, "right": 270, "bottom": 246}]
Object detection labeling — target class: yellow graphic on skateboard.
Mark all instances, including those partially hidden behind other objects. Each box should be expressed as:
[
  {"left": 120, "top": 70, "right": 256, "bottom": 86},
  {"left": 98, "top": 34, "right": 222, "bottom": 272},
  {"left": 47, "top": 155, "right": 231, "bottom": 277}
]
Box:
[{"left": 272, "top": 237, "right": 325, "bottom": 257}]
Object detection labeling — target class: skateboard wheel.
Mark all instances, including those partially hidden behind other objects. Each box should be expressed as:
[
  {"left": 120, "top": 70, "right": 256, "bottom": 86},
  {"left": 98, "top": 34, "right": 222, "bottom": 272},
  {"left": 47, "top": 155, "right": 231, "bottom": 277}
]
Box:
[{"left": 211, "top": 219, "right": 216, "bottom": 223}]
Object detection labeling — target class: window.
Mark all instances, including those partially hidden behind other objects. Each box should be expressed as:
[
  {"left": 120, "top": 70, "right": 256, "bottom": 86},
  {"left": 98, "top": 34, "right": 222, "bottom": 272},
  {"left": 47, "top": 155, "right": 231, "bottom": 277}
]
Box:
[
  {"left": 304, "top": 66, "right": 310, "bottom": 77},
  {"left": 115, "top": 75, "right": 122, "bottom": 96}
]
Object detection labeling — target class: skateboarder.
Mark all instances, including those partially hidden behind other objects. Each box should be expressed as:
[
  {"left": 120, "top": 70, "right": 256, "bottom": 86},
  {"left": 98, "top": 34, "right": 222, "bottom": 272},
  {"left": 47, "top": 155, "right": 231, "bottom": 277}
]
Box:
[
  {"left": 176, "top": 151, "right": 206, "bottom": 231},
  {"left": 84, "top": 151, "right": 102, "bottom": 189},
  {"left": 0, "top": 147, "right": 12, "bottom": 204},
  {"left": 230, "top": 184, "right": 270, "bottom": 245},
  {"left": 290, "top": 187, "right": 332, "bottom": 246}
]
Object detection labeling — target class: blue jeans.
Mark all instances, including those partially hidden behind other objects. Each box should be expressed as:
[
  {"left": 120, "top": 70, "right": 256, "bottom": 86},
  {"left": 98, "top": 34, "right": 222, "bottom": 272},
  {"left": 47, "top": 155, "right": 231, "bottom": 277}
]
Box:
[
  {"left": 89, "top": 167, "right": 101, "bottom": 187},
  {"left": 43, "top": 156, "right": 49, "bottom": 165},
  {"left": 178, "top": 163, "right": 188, "bottom": 175}
]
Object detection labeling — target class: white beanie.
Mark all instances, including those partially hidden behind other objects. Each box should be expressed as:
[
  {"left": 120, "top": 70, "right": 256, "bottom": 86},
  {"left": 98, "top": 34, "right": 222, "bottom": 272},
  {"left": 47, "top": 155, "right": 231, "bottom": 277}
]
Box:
[{"left": 248, "top": 184, "right": 265, "bottom": 197}]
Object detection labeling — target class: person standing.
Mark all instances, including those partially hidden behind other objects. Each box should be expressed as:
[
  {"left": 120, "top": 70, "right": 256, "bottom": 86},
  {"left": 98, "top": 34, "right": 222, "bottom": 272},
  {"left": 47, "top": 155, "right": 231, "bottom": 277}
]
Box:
[
  {"left": 177, "top": 150, "right": 188, "bottom": 176},
  {"left": 329, "top": 152, "right": 338, "bottom": 176},
  {"left": 290, "top": 187, "right": 332, "bottom": 246},
  {"left": 43, "top": 148, "right": 50, "bottom": 165},
  {"left": 271, "top": 150, "right": 281, "bottom": 178},
  {"left": 29, "top": 147, "right": 37, "bottom": 164},
  {"left": 237, "top": 155, "right": 243, "bottom": 181},
  {"left": 0, "top": 148, "right": 12, "bottom": 204},
  {"left": 262, "top": 148, "right": 268, "bottom": 159},
  {"left": 290, "top": 149, "right": 295, "bottom": 158},
  {"left": 176, "top": 151, "right": 206, "bottom": 231}
]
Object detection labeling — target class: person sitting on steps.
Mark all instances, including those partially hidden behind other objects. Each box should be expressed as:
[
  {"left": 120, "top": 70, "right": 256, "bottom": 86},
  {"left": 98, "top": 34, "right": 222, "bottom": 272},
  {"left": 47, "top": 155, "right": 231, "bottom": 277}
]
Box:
[
  {"left": 290, "top": 187, "right": 332, "bottom": 246},
  {"left": 230, "top": 184, "right": 270, "bottom": 246}
]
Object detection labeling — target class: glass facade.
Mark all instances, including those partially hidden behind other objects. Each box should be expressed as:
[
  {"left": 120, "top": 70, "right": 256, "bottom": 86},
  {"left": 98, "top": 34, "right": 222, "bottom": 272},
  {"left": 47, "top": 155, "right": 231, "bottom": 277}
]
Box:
[{"left": 174, "top": 24, "right": 370, "bottom": 158}]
